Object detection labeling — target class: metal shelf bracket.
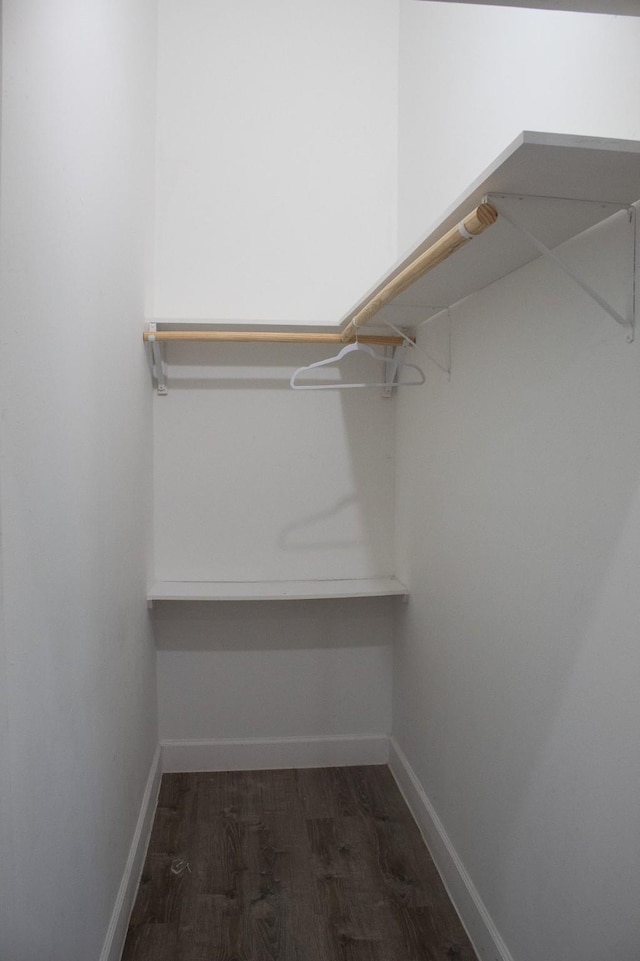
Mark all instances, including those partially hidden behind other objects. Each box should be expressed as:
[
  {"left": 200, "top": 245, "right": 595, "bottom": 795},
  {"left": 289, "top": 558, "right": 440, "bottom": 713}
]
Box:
[
  {"left": 146, "top": 322, "right": 168, "bottom": 394},
  {"left": 381, "top": 328, "right": 425, "bottom": 396},
  {"left": 381, "top": 345, "right": 403, "bottom": 397},
  {"left": 490, "top": 196, "right": 636, "bottom": 343}
]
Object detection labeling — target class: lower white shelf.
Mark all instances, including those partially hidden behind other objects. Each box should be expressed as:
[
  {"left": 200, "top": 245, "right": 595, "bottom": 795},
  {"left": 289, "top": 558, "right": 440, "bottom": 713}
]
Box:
[{"left": 147, "top": 577, "right": 408, "bottom": 603}]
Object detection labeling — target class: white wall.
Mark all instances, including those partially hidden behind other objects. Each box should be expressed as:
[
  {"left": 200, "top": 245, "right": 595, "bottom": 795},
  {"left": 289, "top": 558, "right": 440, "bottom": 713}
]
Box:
[
  {"left": 394, "top": 212, "right": 640, "bottom": 961},
  {"left": 398, "top": 2, "right": 640, "bottom": 250},
  {"left": 150, "top": 0, "right": 402, "bottom": 769},
  {"left": 155, "top": 597, "right": 393, "bottom": 754},
  {"left": 394, "top": 6, "right": 640, "bottom": 960},
  {"left": 0, "top": 3, "right": 158, "bottom": 959},
  {"left": 153, "top": 0, "right": 399, "bottom": 324},
  {"left": 152, "top": 343, "right": 396, "bottom": 754},
  {"left": 153, "top": 344, "right": 395, "bottom": 581}
]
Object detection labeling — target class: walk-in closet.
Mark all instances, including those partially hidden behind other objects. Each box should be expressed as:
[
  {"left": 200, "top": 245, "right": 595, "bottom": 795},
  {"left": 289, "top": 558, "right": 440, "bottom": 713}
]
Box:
[{"left": 1, "top": 3, "right": 639, "bottom": 961}]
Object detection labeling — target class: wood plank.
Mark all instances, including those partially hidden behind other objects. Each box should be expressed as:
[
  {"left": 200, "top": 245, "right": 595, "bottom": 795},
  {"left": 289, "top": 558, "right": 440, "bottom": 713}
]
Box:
[
  {"left": 122, "top": 766, "right": 479, "bottom": 961},
  {"left": 297, "top": 765, "right": 368, "bottom": 819}
]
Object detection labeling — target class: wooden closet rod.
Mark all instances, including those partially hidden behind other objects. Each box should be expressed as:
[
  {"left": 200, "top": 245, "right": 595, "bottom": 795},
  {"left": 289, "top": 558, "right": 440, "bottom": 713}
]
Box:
[
  {"left": 143, "top": 330, "right": 406, "bottom": 346},
  {"left": 341, "top": 202, "right": 499, "bottom": 341},
  {"left": 145, "top": 204, "right": 496, "bottom": 350}
]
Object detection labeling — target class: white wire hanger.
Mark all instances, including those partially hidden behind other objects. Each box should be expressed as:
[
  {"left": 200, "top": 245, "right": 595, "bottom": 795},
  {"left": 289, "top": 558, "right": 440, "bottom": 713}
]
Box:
[{"left": 289, "top": 339, "right": 425, "bottom": 390}]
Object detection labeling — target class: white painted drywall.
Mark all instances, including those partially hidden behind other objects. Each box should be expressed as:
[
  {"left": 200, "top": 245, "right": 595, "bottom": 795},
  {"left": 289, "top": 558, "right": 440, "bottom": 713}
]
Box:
[
  {"left": 0, "top": 2, "right": 158, "bottom": 959},
  {"left": 155, "top": 597, "right": 393, "bottom": 746},
  {"left": 153, "top": 0, "right": 399, "bottom": 324},
  {"left": 153, "top": 344, "right": 396, "bottom": 581},
  {"left": 395, "top": 213, "right": 640, "bottom": 961},
  {"left": 152, "top": 343, "right": 396, "bottom": 749},
  {"left": 150, "top": 0, "right": 400, "bottom": 762},
  {"left": 398, "top": 2, "right": 640, "bottom": 250},
  {"left": 395, "top": 8, "right": 640, "bottom": 959}
]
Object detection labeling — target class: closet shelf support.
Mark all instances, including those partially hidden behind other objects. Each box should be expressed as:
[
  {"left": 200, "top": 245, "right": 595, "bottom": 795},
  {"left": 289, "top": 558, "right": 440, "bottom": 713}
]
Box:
[
  {"left": 146, "top": 323, "right": 167, "bottom": 395},
  {"left": 381, "top": 345, "right": 403, "bottom": 398},
  {"left": 491, "top": 197, "right": 636, "bottom": 343}
]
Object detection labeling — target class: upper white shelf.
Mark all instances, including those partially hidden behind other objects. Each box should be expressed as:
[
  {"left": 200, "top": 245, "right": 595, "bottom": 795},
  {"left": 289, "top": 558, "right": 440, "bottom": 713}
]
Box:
[
  {"left": 147, "top": 577, "right": 408, "bottom": 603},
  {"left": 145, "top": 130, "right": 640, "bottom": 396},
  {"left": 149, "top": 133, "right": 640, "bottom": 336},
  {"left": 339, "top": 131, "right": 640, "bottom": 331}
]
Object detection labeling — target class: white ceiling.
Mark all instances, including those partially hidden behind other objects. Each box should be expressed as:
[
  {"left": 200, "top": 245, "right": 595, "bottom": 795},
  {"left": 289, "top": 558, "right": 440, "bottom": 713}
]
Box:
[{"left": 425, "top": 1, "right": 640, "bottom": 16}]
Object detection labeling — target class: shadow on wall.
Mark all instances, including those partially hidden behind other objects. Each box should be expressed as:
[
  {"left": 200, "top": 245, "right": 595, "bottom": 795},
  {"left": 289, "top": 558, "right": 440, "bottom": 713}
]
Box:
[
  {"left": 152, "top": 341, "right": 396, "bottom": 581},
  {"left": 151, "top": 596, "right": 395, "bottom": 651},
  {"left": 278, "top": 495, "right": 362, "bottom": 551}
]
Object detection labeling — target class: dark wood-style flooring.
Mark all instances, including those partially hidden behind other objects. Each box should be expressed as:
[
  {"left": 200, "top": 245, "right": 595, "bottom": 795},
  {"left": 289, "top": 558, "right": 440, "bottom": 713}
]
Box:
[{"left": 122, "top": 765, "right": 478, "bottom": 961}]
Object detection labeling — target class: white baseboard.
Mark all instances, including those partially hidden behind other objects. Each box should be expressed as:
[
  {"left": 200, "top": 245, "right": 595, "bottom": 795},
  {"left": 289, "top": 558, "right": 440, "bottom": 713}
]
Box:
[
  {"left": 161, "top": 734, "right": 390, "bottom": 772},
  {"left": 100, "top": 744, "right": 162, "bottom": 961},
  {"left": 389, "top": 738, "right": 514, "bottom": 961}
]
